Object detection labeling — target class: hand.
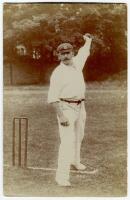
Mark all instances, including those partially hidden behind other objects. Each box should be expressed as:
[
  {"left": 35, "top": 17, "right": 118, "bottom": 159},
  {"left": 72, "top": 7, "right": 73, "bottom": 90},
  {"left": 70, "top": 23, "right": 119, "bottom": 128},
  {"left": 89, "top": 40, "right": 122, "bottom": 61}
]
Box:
[
  {"left": 59, "top": 115, "right": 70, "bottom": 126},
  {"left": 83, "top": 33, "right": 93, "bottom": 40}
]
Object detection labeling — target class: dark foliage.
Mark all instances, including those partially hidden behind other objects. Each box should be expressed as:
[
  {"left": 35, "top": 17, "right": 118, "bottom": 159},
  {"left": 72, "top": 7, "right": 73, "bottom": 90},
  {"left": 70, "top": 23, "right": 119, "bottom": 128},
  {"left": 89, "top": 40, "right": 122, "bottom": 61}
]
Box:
[{"left": 4, "top": 3, "right": 127, "bottom": 82}]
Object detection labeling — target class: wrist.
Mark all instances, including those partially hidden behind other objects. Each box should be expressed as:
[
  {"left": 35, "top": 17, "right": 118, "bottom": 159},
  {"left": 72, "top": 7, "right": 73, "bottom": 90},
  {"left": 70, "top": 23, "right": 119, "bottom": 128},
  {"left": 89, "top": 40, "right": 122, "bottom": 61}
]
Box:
[{"left": 58, "top": 112, "right": 64, "bottom": 119}]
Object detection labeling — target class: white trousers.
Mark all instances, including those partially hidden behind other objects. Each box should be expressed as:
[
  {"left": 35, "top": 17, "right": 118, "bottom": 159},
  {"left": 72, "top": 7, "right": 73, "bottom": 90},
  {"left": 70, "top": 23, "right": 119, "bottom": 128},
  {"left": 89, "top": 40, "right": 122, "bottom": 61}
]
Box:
[{"left": 56, "top": 101, "right": 86, "bottom": 182}]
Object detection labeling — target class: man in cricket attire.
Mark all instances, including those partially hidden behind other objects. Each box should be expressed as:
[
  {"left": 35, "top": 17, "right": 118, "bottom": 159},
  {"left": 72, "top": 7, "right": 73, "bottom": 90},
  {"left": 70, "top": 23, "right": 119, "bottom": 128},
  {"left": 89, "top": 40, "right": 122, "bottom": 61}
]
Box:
[{"left": 48, "top": 33, "right": 92, "bottom": 186}]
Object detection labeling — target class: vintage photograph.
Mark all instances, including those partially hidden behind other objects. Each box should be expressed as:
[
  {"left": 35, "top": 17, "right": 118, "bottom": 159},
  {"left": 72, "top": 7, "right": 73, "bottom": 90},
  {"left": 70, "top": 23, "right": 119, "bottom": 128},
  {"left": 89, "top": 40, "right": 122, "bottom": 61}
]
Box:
[{"left": 3, "top": 2, "right": 127, "bottom": 196}]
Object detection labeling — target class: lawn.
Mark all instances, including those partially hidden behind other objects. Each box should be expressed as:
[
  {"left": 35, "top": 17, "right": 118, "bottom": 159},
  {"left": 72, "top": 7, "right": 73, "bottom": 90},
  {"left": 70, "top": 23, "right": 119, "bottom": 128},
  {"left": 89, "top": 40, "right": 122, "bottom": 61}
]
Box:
[{"left": 3, "top": 85, "right": 127, "bottom": 196}]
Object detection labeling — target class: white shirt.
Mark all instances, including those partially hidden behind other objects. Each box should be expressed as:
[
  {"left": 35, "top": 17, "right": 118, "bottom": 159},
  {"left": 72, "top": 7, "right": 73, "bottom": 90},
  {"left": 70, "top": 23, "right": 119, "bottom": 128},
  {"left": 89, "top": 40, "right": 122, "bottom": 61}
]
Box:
[{"left": 48, "top": 37, "right": 92, "bottom": 103}]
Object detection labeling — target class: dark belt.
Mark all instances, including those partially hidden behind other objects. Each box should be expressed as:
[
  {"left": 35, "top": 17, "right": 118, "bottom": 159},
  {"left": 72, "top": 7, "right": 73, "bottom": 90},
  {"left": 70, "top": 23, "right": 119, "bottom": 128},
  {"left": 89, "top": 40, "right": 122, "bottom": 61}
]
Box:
[{"left": 60, "top": 98, "right": 85, "bottom": 105}]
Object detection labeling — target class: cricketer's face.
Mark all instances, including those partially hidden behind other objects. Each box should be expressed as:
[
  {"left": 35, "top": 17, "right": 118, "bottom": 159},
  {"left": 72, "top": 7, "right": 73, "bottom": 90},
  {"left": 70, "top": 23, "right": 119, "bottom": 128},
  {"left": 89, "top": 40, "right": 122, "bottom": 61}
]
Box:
[{"left": 58, "top": 51, "right": 74, "bottom": 65}]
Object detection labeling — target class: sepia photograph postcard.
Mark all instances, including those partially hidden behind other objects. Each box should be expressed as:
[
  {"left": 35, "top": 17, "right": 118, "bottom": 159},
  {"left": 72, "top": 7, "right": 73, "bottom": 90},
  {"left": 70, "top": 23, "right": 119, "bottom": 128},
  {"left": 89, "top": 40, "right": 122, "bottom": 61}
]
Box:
[{"left": 2, "top": 0, "right": 127, "bottom": 197}]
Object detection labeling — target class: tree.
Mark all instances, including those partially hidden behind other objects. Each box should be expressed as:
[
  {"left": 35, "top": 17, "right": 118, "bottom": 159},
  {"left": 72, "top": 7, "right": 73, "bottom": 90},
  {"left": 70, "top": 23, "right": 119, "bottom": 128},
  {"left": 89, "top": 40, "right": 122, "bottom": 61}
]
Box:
[{"left": 3, "top": 3, "right": 127, "bottom": 82}]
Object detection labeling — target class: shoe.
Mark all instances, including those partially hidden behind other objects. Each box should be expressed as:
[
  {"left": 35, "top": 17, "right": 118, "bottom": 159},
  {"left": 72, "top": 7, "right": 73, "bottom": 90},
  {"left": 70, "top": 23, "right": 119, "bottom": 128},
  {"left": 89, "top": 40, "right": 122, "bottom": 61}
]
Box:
[
  {"left": 71, "top": 163, "right": 97, "bottom": 174},
  {"left": 55, "top": 178, "right": 71, "bottom": 187},
  {"left": 71, "top": 163, "right": 86, "bottom": 171}
]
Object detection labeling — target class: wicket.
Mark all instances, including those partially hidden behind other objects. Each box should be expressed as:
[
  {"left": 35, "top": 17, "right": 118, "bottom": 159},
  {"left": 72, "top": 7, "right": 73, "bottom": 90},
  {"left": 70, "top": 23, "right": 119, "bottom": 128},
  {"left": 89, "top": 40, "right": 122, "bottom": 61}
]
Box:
[{"left": 12, "top": 117, "right": 28, "bottom": 168}]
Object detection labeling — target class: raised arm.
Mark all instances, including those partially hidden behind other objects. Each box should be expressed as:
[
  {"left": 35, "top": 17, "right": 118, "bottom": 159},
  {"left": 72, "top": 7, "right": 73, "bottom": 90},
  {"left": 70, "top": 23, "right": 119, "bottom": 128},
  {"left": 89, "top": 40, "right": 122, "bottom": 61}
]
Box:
[{"left": 73, "top": 33, "right": 93, "bottom": 71}]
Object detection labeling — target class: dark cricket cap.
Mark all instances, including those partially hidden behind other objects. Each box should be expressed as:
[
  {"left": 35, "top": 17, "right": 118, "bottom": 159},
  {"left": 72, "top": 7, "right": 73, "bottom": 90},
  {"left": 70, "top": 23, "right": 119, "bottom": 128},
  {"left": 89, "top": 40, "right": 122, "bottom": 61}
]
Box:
[{"left": 57, "top": 43, "right": 73, "bottom": 53}]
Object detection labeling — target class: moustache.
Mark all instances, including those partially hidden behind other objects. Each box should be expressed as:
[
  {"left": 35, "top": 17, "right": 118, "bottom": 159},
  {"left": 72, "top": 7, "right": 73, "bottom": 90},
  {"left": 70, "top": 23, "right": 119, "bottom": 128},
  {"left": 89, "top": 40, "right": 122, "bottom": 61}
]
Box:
[{"left": 64, "top": 58, "right": 69, "bottom": 61}]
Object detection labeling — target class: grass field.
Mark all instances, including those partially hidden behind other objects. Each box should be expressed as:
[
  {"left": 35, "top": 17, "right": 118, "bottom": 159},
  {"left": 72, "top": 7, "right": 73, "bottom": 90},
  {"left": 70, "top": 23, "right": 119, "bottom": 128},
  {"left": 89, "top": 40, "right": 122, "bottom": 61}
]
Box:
[{"left": 3, "top": 85, "right": 127, "bottom": 196}]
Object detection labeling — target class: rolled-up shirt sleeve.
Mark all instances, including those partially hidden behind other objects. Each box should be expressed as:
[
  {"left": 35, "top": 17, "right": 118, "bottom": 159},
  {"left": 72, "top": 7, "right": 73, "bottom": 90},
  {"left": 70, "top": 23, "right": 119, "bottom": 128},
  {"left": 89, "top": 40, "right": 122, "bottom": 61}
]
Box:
[
  {"left": 73, "top": 37, "right": 92, "bottom": 71},
  {"left": 48, "top": 69, "right": 62, "bottom": 103}
]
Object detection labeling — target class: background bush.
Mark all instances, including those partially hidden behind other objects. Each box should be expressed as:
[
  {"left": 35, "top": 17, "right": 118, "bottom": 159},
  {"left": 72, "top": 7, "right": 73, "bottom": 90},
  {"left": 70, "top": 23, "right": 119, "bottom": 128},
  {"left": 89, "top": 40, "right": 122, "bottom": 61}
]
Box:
[{"left": 3, "top": 3, "right": 127, "bottom": 82}]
